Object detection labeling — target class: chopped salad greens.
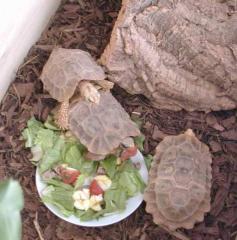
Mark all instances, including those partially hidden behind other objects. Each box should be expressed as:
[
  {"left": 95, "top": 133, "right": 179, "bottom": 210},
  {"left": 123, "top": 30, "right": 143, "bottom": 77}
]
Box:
[{"left": 22, "top": 117, "right": 149, "bottom": 221}]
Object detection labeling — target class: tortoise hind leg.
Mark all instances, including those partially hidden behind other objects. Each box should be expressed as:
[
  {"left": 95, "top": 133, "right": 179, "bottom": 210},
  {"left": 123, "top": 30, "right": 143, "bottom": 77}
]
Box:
[{"left": 55, "top": 101, "right": 69, "bottom": 130}]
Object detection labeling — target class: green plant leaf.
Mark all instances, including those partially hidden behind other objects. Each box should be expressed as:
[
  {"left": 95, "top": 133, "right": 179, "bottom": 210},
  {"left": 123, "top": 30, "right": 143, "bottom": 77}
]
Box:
[
  {"left": 44, "top": 115, "right": 60, "bottom": 130},
  {"left": 30, "top": 145, "right": 43, "bottom": 162},
  {"left": 62, "top": 142, "right": 97, "bottom": 175},
  {"left": 22, "top": 117, "right": 44, "bottom": 148},
  {"left": 100, "top": 155, "right": 117, "bottom": 178},
  {"left": 42, "top": 185, "right": 74, "bottom": 217},
  {"left": 80, "top": 160, "right": 98, "bottom": 175},
  {"left": 117, "top": 161, "right": 146, "bottom": 196},
  {"left": 35, "top": 129, "right": 56, "bottom": 151},
  {"left": 39, "top": 136, "right": 65, "bottom": 173},
  {"left": 76, "top": 209, "right": 102, "bottom": 221},
  {"left": 144, "top": 154, "right": 153, "bottom": 170},
  {"left": 104, "top": 187, "right": 127, "bottom": 211},
  {"left": 134, "top": 134, "right": 145, "bottom": 151},
  {"left": 0, "top": 179, "right": 24, "bottom": 240},
  {"left": 74, "top": 174, "right": 86, "bottom": 189},
  {"left": 45, "top": 179, "right": 74, "bottom": 191},
  {"left": 118, "top": 172, "right": 138, "bottom": 196},
  {"left": 64, "top": 145, "right": 83, "bottom": 169}
]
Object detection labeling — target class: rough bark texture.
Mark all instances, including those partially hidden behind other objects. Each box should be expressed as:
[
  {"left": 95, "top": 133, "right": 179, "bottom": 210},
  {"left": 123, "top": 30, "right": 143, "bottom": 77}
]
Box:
[{"left": 100, "top": 0, "right": 237, "bottom": 111}]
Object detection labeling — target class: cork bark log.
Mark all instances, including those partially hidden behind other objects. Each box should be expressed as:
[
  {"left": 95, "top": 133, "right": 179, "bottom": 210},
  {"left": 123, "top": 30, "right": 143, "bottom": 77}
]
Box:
[{"left": 100, "top": 0, "right": 237, "bottom": 111}]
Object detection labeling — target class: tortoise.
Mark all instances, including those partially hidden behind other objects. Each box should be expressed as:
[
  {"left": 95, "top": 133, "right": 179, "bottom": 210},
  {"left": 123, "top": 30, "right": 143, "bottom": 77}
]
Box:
[
  {"left": 68, "top": 91, "right": 141, "bottom": 160},
  {"left": 144, "top": 129, "right": 212, "bottom": 240},
  {"left": 40, "top": 47, "right": 113, "bottom": 129}
]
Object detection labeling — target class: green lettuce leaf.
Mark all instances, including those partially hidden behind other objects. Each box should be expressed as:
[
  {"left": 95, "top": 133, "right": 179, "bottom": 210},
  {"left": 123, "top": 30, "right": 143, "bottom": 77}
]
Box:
[
  {"left": 80, "top": 160, "right": 98, "bottom": 175},
  {"left": 44, "top": 115, "right": 60, "bottom": 130},
  {"left": 39, "top": 136, "right": 65, "bottom": 173},
  {"left": 74, "top": 209, "right": 87, "bottom": 218},
  {"left": 76, "top": 142, "right": 87, "bottom": 154},
  {"left": 42, "top": 185, "right": 74, "bottom": 217},
  {"left": 22, "top": 117, "right": 44, "bottom": 147},
  {"left": 61, "top": 142, "right": 75, "bottom": 161},
  {"left": 100, "top": 155, "right": 117, "bottom": 179},
  {"left": 118, "top": 172, "right": 137, "bottom": 196},
  {"left": 63, "top": 136, "right": 86, "bottom": 155},
  {"left": 117, "top": 161, "right": 146, "bottom": 196},
  {"left": 74, "top": 174, "right": 86, "bottom": 189},
  {"left": 35, "top": 129, "right": 56, "bottom": 152},
  {"left": 61, "top": 142, "right": 97, "bottom": 175},
  {"left": 45, "top": 179, "right": 74, "bottom": 191},
  {"left": 134, "top": 134, "right": 145, "bottom": 151},
  {"left": 30, "top": 145, "right": 43, "bottom": 162},
  {"left": 64, "top": 144, "right": 83, "bottom": 169},
  {"left": 144, "top": 154, "right": 153, "bottom": 170},
  {"left": 75, "top": 209, "right": 104, "bottom": 221},
  {"left": 104, "top": 187, "right": 127, "bottom": 211},
  {"left": 117, "top": 160, "right": 134, "bottom": 172}
]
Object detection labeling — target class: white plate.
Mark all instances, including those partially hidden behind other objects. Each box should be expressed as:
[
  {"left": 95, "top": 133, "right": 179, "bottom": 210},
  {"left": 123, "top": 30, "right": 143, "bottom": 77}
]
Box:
[{"left": 35, "top": 151, "right": 148, "bottom": 227}]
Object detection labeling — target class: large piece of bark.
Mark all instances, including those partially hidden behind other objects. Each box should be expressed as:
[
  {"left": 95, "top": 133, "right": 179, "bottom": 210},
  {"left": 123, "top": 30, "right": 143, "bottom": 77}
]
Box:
[{"left": 100, "top": 0, "right": 237, "bottom": 111}]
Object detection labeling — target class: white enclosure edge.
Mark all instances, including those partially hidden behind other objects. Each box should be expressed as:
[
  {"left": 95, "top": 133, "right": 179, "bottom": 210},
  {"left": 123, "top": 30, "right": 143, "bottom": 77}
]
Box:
[{"left": 0, "top": 0, "right": 61, "bottom": 102}]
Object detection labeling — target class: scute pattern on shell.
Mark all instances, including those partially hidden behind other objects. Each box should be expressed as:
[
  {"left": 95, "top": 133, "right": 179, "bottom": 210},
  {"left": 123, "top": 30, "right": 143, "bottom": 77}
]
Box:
[
  {"left": 40, "top": 48, "right": 105, "bottom": 102},
  {"left": 144, "top": 129, "right": 212, "bottom": 231},
  {"left": 68, "top": 92, "right": 140, "bottom": 155}
]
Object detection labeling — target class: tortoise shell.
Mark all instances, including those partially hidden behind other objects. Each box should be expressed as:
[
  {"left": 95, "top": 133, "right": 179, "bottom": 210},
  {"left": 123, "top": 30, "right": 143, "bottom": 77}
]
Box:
[
  {"left": 40, "top": 48, "right": 105, "bottom": 102},
  {"left": 144, "top": 129, "right": 212, "bottom": 230},
  {"left": 68, "top": 91, "right": 140, "bottom": 156}
]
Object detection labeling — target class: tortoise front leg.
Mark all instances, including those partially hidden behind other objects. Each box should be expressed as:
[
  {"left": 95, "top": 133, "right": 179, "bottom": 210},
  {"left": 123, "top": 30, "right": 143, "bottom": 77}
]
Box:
[
  {"left": 79, "top": 81, "right": 100, "bottom": 104},
  {"left": 55, "top": 101, "right": 69, "bottom": 130}
]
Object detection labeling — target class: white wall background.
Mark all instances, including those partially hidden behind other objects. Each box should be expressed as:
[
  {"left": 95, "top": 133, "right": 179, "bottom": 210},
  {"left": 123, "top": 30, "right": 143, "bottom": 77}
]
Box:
[{"left": 0, "top": 0, "right": 60, "bottom": 102}]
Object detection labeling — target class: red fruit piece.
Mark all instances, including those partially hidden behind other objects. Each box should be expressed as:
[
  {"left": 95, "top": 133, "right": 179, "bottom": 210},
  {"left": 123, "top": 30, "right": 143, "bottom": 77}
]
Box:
[
  {"left": 90, "top": 179, "right": 104, "bottom": 195},
  {"left": 60, "top": 167, "right": 80, "bottom": 184},
  {"left": 120, "top": 146, "right": 138, "bottom": 161}
]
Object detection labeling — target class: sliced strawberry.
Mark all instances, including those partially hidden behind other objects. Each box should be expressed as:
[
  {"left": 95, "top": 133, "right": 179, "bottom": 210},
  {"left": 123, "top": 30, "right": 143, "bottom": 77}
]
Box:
[
  {"left": 59, "top": 167, "right": 80, "bottom": 184},
  {"left": 120, "top": 146, "right": 138, "bottom": 161},
  {"left": 90, "top": 179, "right": 104, "bottom": 195}
]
